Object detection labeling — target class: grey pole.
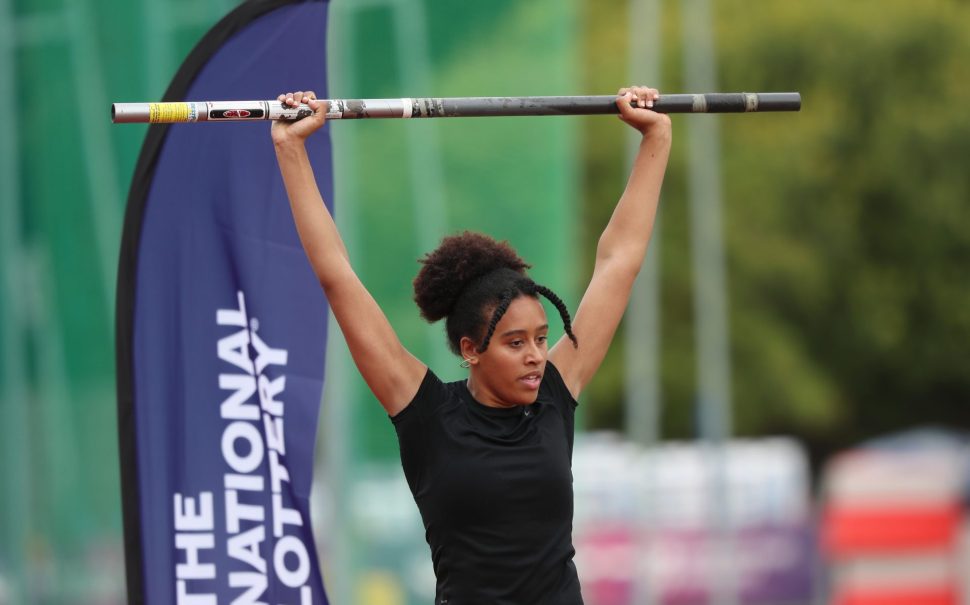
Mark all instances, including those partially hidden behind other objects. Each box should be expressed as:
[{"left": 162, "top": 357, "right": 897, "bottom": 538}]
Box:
[
  {"left": 68, "top": 0, "right": 123, "bottom": 330},
  {"left": 624, "top": 0, "right": 664, "bottom": 454},
  {"left": 320, "top": 2, "right": 358, "bottom": 603},
  {"left": 391, "top": 0, "right": 452, "bottom": 376},
  {"left": 681, "top": 0, "right": 736, "bottom": 604},
  {"left": 625, "top": 0, "right": 663, "bottom": 603}
]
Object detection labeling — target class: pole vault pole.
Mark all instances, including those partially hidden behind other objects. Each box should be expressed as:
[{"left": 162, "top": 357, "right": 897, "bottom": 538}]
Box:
[{"left": 110, "top": 92, "right": 801, "bottom": 123}]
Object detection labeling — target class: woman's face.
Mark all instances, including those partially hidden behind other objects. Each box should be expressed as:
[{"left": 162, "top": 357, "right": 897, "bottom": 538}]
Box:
[{"left": 467, "top": 295, "right": 549, "bottom": 407}]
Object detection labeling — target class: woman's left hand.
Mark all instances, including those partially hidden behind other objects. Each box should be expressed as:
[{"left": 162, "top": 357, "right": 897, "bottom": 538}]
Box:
[{"left": 616, "top": 86, "right": 671, "bottom": 137}]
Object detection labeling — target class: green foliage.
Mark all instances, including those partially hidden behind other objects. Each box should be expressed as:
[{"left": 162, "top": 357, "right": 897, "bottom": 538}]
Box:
[{"left": 581, "top": 0, "right": 970, "bottom": 457}]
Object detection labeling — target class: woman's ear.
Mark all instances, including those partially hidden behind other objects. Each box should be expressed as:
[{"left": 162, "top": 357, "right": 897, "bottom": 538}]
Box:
[{"left": 459, "top": 336, "right": 480, "bottom": 365}]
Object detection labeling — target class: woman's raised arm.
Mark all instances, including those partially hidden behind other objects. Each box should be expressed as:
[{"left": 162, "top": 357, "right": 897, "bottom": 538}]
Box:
[
  {"left": 273, "top": 91, "right": 426, "bottom": 416},
  {"left": 549, "top": 86, "right": 672, "bottom": 399}
]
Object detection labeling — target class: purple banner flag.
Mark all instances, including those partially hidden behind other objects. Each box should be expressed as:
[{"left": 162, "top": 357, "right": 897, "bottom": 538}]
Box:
[{"left": 116, "top": 1, "right": 332, "bottom": 602}]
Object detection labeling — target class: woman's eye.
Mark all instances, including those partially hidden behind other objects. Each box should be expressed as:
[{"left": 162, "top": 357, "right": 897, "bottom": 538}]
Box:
[
  {"left": 537, "top": 335, "right": 548, "bottom": 344},
  {"left": 510, "top": 340, "right": 523, "bottom": 348}
]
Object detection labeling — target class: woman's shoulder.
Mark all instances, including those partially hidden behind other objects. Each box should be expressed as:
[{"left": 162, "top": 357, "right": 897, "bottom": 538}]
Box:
[
  {"left": 541, "top": 361, "right": 579, "bottom": 409},
  {"left": 390, "top": 367, "right": 461, "bottom": 424}
]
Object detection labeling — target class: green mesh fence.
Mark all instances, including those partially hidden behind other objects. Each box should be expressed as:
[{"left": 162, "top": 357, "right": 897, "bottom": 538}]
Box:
[{"left": 1, "top": 0, "right": 234, "bottom": 600}]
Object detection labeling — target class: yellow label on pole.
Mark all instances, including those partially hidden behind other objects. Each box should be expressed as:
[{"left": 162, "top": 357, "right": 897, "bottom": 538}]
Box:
[{"left": 148, "top": 103, "right": 192, "bottom": 123}]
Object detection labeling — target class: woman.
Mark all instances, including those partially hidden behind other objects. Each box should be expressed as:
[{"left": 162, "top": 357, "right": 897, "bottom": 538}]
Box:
[{"left": 273, "top": 86, "right": 671, "bottom": 605}]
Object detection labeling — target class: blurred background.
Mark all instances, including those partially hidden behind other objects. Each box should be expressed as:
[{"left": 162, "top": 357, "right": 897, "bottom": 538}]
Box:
[{"left": 2, "top": 0, "right": 970, "bottom": 603}]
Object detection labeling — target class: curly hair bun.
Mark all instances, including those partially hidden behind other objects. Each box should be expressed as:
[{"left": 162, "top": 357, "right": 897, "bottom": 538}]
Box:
[{"left": 413, "top": 231, "right": 531, "bottom": 322}]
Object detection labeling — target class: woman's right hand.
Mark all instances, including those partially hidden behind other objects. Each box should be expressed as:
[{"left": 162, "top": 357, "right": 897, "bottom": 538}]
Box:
[{"left": 271, "top": 90, "right": 327, "bottom": 146}]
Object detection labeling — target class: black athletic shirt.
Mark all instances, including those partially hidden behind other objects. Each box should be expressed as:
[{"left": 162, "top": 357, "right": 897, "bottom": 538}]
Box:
[{"left": 391, "top": 361, "right": 584, "bottom": 605}]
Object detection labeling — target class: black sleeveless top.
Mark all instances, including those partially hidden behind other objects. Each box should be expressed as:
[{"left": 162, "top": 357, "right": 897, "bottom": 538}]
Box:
[{"left": 391, "top": 361, "right": 583, "bottom": 605}]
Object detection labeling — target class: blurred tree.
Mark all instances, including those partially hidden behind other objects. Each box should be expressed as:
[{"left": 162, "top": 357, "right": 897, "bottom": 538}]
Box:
[{"left": 580, "top": 0, "right": 970, "bottom": 468}]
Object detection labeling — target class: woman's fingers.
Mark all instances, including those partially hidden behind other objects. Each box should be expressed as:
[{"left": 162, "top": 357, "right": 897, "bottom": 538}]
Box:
[
  {"left": 271, "top": 89, "right": 327, "bottom": 144},
  {"left": 279, "top": 91, "right": 317, "bottom": 107},
  {"left": 276, "top": 90, "right": 324, "bottom": 118},
  {"left": 618, "top": 86, "right": 660, "bottom": 109},
  {"left": 615, "top": 85, "right": 671, "bottom": 135},
  {"left": 303, "top": 91, "right": 320, "bottom": 110}
]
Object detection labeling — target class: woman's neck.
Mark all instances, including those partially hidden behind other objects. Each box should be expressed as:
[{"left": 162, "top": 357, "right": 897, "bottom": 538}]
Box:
[{"left": 465, "top": 376, "right": 515, "bottom": 409}]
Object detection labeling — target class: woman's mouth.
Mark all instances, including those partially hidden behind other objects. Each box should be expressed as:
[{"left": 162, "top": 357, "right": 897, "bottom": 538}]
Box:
[{"left": 519, "top": 372, "right": 542, "bottom": 390}]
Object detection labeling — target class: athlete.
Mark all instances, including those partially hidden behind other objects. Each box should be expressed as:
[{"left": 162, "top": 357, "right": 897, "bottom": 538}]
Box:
[{"left": 272, "top": 86, "right": 671, "bottom": 604}]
